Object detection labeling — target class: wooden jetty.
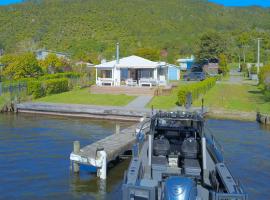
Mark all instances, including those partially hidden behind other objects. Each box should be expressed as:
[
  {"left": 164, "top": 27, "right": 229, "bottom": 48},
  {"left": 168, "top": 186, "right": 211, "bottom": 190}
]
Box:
[{"left": 70, "top": 121, "right": 150, "bottom": 180}]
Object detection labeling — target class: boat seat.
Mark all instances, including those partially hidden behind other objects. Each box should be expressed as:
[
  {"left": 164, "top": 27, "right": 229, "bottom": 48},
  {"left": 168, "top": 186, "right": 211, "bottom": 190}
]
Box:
[
  {"left": 153, "top": 138, "right": 170, "bottom": 156},
  {"left": 181, "top": 137, "right": 199, "bottom": 159},
  {"left": 183, "top": 159, "right": 201, "bottom": 177}
]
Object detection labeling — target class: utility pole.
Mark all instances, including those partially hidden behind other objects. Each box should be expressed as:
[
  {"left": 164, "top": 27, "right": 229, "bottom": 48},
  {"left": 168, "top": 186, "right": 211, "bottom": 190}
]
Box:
[
  {"left": 238, "top": 55, "right": 241, "bottom": 72},
  {"left": 257, "top": 38, "right": 262, "bottom": 74}
]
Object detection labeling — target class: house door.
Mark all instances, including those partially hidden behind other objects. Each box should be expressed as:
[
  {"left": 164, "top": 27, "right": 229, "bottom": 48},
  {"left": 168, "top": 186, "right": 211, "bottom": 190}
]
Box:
[{"left": 129, "top": 69, "right": 138, "bottom": 81}]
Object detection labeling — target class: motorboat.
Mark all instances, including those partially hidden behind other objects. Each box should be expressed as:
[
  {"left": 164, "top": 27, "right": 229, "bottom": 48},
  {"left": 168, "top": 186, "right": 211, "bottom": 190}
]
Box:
[{"left": 122, "top": 111, "right": 247, "bottom": 200}]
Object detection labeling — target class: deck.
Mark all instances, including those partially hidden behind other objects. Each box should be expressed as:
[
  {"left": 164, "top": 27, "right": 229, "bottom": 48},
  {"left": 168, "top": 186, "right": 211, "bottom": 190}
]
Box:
[{"left": 90, "top": 85, "right": 174, "bottom": 96}]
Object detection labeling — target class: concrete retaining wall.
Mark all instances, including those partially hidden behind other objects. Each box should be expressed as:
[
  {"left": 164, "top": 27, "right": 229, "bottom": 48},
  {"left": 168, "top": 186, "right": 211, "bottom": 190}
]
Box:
[{"left": 16, "top": 102, "right": 151, "bottom": 121}]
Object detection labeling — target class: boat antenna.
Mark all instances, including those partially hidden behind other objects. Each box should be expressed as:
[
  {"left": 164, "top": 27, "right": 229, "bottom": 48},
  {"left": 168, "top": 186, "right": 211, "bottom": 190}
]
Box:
[{"left": 201, "top": 98, "right": 204, "bottom": 114}]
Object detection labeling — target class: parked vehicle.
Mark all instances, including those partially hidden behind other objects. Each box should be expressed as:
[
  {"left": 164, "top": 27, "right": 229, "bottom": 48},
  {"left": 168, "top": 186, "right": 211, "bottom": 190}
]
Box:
[{"left": 183, "top": 71, "right": 206, "bottom": 81}]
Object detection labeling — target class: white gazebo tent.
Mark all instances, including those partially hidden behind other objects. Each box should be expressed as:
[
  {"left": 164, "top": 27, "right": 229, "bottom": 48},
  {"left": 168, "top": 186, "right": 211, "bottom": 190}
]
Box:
[{"left": 95, "top": 55, "right": 167, "bottom": 86}]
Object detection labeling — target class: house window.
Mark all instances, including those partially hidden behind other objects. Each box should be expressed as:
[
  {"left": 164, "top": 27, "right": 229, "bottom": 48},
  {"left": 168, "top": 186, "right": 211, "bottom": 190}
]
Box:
[
  {"left": 140, "top": 69, "right": 153, "bottom": 78},
  {"left": 102, "top": 70, "right": 112, "bottom": 78}
]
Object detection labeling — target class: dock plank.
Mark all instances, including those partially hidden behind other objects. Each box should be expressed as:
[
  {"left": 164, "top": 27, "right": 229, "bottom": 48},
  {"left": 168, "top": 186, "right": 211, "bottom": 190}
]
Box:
[{"left": 71, "top": 124, "right": 138, "bottom": 166}]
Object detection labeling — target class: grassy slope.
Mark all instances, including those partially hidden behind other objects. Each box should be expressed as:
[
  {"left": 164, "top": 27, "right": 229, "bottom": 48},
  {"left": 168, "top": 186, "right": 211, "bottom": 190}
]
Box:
[
  {"left": 193, "top": 83, "right": 270, "bottom": 114},
  {"left": 35, "top": 88, "right": 136, "bottom": 106}
]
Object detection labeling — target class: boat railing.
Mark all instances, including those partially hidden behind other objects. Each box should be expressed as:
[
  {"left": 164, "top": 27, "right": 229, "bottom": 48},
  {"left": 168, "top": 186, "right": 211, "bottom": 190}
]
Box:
[
  {"left": 205, "top": 126, "right": 224, "bottom": 153},
  {"left": 212, "top": 192, "right": 248, "bottom": 200}
]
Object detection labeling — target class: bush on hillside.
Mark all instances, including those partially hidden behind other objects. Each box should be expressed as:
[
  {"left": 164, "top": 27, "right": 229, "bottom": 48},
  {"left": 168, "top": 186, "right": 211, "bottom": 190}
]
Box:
[{"left": 177, "top": 77, "right": 217, "bottom": 105}]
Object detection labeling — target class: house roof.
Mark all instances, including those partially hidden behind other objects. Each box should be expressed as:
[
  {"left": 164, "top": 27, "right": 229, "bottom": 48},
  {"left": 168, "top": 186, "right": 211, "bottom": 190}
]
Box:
[
  {"left": 177, "top": 58, "right": 194, "bottom": 63},
  {"left": 95, "top": 55, "right": 165, "bottom": 69}
]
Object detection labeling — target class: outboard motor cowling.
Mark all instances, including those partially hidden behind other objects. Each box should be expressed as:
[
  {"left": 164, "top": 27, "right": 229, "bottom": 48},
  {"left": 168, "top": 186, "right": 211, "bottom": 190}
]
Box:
[{"left": 164, "top": 176, "right": 197, "bottom": 200}]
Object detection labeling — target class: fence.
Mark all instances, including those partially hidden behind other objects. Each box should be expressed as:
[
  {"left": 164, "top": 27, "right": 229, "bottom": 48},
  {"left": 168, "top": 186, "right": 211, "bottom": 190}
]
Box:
[
  {"left": 0, "top": 81, "right": 27, "bottom": 100},
  {"left": 0, "top": 75, "right": 94, "bottom": 99}
]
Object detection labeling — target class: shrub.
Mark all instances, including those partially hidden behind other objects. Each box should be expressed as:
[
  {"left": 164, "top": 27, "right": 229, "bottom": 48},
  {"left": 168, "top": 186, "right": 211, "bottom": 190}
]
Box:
[
  {"left": 250, "top": 66, "right": 257, "bottom": 75},
  {"left": 264, "top": 90, "right": 270, "bottom": 101},
  {"left": 39, "top": 72, "right": 81, "bottom": 80},
  {"left": 177, "top": 77, "right": 217, "bottom": 105},
  {"left": 44, "top": 78, "right": 69, "bottom": 95},
  {"left": 259, "top": 65, "right": 270, "bottom": 86},
  {"left": 27, "top": 80, "right": 45, "bottom": 99}
]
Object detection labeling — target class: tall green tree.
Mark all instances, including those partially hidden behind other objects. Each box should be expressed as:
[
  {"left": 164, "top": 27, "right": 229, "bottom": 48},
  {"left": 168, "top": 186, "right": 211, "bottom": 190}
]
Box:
[
  {"left": 2, "top": 53, "right": 42, "bottom": 79},
  {"left": 134, "top": 48, "right": 160, "bottom": 61},
  {"left": 196, "top": 32, "right": 227, "bottom": 63},
  {"left": 40, "top": 53, "right": 69, "bottom": 73},
  {"left": 218, "top": 54, "right": 229, "bottom": 75}
]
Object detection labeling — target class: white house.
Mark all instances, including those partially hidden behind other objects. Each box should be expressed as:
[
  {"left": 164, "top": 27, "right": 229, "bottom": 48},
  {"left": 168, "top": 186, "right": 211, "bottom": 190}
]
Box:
[{"left": 95, "top": 55, "right": 168, "bottom": 87}]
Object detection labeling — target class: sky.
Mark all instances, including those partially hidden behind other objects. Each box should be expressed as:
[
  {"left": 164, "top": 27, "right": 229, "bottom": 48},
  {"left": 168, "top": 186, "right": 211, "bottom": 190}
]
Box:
[
  {"left": 209, "top": 0, "right": 270, "bottom": 7},
  {"left": 0, "top": 0, "right": 270, "bottom": 7},
  {"left": 0, "top": 0, "right": 23, "bottom": 5}
]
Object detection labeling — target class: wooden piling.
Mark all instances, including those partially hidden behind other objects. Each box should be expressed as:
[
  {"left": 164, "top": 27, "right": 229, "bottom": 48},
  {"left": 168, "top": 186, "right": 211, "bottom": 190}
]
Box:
[
  {"left": 73, "top": 141, "right": 80, "bottom": 173},
  {"left": 115, "top": 124, "right": 120, "bottom": 134}
]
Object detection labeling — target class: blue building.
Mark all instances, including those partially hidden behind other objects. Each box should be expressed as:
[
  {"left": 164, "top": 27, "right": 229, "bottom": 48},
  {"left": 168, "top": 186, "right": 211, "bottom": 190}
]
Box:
[
  {"left": 167, "top": 64, "right": 181, "bottom": 81},
  {"left": 177, "top": 56, "right": 195, "bottom": 71}
]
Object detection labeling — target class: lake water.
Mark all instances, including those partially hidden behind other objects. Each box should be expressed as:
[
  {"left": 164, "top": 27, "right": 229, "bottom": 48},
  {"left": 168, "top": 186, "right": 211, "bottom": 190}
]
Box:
[{"left": 0, "top": 113, "right": 269, "bottom": 200}]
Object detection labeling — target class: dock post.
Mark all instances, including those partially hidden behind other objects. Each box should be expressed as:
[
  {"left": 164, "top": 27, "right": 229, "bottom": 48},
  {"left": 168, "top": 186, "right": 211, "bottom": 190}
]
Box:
[
  {"left": 97, "top": 148, "right": 107, "bottom": 180},
  {"left": 73, "top": 141, "right": 80, "bottom": 173},
  {"left": 115, "top": 124, "right": 120, "bottom": 134}
]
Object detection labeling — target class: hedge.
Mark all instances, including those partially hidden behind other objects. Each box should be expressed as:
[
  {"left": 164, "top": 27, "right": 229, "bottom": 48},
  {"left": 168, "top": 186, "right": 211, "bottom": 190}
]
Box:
[
  {"left": 26, "top": 78, "right": 69, "bottom": 98},
  {"left": 2, "top": 72, "right": 84, "bottom": 98},
  {"left": 38, "top": 72, "right": 82, "bottom": 80},
  {"left": 177, "top": 77, "right": 217, "bottom": 106},
  {"left": 27, "top": 80, "right": 45, "bottom": 99},
  {"left": 259, "top": 65, "right": 270, "bottom": 100},
  {"left": 44, "top": 78, "right": 69, "bottom": 95}
]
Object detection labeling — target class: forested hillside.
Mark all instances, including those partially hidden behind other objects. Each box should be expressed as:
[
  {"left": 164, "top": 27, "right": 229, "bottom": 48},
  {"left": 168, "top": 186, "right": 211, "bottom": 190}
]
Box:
[{"left": 0, "top": 0, "right": 270, "bottom": 62}]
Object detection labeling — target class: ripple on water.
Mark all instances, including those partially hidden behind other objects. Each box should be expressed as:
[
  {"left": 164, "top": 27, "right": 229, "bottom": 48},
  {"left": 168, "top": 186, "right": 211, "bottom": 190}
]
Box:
[{"left": 0, "top": 114, "right": 269, "bottom": 199}]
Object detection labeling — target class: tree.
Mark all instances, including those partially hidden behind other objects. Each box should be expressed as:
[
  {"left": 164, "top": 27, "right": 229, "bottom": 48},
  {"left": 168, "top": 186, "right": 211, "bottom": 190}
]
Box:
[
  {"left": 40, "top": 53, "right": 68, "bottom": 73},
  {"left": 134, "top": 48, "right": 160, "bottom": 61},
  {"left": 196, "top": 31, "right": 227, "bottom": 63},
  {"left": 2, "top": 53, "right": 42, "bottom": 79},
  {"left": 218, "top": 54, "right": 229, "bottom": 75}
]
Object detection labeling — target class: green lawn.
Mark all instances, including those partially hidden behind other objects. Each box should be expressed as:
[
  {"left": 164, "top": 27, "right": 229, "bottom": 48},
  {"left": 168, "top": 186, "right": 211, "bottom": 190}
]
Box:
[
  {"left": 193, "top": 83, "right": 270, "bottom": 114},
  {"left": 148, "top": 89, "right": 178, "bottom": 110},
  {"left": 147, "top": 81, "right": 199, "bottom": 110},
  {"left": 35, "top": 88, "right": 136, "bottom": 106}
]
